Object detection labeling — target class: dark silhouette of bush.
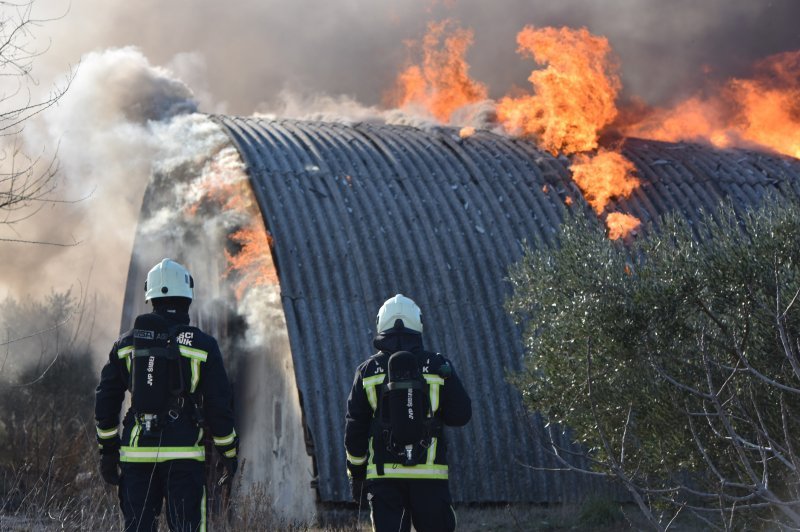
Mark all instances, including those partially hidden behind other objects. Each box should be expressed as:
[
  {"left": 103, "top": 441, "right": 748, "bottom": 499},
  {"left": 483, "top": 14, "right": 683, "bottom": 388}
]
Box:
[{"left": 0, "top": 290, "right": 99, "bottom": 514}]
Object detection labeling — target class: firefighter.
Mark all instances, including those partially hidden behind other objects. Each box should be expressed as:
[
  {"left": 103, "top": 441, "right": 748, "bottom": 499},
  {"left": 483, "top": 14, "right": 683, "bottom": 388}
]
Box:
[
  {"left": 345, "top": 294, "right": 472, "bottom": 532},
  {"left": 95, "top": 258, "right": 238, "bottom": 531}
]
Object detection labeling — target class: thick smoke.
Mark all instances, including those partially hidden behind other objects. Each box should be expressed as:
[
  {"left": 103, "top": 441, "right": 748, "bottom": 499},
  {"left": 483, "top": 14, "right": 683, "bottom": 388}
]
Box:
[
  {"left": 0, "top": 46, "right": 218, "bottom": 363},
  {"left": 0, "top": 0, "right": 794, "bottom": 362},
  {"left": 0, "top": 0, "right": 793, "bottom": 518},
  {"left": 30, "top": 0, "right": 800, "bottom": 115}
]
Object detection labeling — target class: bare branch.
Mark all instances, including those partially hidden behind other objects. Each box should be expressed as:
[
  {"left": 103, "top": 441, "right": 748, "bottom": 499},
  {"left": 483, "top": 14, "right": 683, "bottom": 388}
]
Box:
[
  {"left": 0, "top": 311, "right": 73, "bottom": 348},
  {"left": 0, "top": 236, "right": 80, "bottom": 246},
  {"left": 0, "top": 0, "right": 77, "bottom": 247}
]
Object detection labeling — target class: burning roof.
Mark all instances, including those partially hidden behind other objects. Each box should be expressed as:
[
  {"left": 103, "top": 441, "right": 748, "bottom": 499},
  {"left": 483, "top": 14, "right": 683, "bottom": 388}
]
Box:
[
  {"left": 118, "top": 19, "right": 800, "bottom": 507},
  {"left": 206, "top": 115, "right": 800, "bottom": 502}
]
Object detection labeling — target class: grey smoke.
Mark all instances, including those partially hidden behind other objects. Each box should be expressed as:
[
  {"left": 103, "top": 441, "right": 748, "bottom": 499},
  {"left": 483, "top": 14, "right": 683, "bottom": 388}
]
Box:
[
  {"left": 0, "top": 47, "right": 205, "bottom": 359},
  {"left": 32, "top": 0, "right": 800, "bottom": 115},
  {"left": 1, "top": 0, "right": 798, "bottom": 360}
]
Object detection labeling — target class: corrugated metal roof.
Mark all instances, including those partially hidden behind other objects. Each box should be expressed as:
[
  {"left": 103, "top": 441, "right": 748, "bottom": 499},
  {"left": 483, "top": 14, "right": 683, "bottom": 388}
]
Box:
[{"left": 202, "top": 116, "right": 800, "bottom": 503}]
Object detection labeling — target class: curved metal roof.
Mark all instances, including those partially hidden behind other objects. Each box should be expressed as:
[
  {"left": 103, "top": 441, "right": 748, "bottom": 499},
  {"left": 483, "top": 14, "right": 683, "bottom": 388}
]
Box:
[{"left": 205, "top": 116, "right": 800, "bottom": 503}]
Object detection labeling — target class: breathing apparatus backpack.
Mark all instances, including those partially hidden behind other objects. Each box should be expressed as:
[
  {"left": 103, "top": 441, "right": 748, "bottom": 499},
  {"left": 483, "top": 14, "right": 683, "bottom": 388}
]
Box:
[
  {"left": 131, "top": 313, "right": 187, "bottom": 436},
  {"left": 373, "top": 350, "right": 442, "bottom": 474}
]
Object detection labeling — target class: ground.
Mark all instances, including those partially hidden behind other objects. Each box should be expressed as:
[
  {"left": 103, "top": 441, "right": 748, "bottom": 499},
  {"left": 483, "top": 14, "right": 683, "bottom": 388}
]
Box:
[{"left": 310, "top": 502, "right": 695, "bottom": 531}]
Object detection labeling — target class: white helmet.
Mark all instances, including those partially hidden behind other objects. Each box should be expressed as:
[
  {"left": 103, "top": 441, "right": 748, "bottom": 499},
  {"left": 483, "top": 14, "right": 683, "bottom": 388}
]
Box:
[
  {"left": 145, "top": 258, "right": 194, "bottom": 301},
  {"left": 376, "top": 294, "right": 423, "bottom": 334}
]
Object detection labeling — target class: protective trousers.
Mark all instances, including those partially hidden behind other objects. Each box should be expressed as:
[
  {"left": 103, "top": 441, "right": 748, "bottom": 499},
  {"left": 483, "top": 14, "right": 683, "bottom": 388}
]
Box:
[
  {"left": 118, "top": 460, "right": 206, "bottom": 532},
  {"left": 368, "top": 479, "right": 457, "bottom": 532}
]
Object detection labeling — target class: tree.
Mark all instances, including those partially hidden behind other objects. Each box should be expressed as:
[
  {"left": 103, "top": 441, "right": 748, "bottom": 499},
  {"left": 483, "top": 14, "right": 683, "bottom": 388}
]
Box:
[
  {"left": 0, "top": 0, "right": 72, "bottom": 246},
  {"left": 507, "top": 198, "right": 800, "bottom": 530}
]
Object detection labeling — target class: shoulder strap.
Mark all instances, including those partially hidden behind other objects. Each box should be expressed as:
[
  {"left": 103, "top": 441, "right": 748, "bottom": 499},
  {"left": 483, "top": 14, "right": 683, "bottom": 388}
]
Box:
[
  {"left": 166, "top": 324, "right": 185, "bottom": 398},
  {"left": 172, "top": 324, "right": 205, "bottom": 425}
]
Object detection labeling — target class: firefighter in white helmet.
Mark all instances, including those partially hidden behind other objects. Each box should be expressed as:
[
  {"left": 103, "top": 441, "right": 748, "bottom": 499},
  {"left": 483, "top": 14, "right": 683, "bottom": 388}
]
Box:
[
  {"left": 95, "top": 258, "right": 238, "bottom": 531},
  {"left": 345, "top": 294, "right": 472, "bottom": 532}
]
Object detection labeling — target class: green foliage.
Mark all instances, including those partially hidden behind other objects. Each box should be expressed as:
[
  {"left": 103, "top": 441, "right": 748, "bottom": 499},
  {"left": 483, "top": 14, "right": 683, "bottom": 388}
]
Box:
[
  {"left": 507, "top": 198, "right": 800, "bottom": 524},
  {"left": 578, "top": 497, "right": 624, "bottom": 527}
]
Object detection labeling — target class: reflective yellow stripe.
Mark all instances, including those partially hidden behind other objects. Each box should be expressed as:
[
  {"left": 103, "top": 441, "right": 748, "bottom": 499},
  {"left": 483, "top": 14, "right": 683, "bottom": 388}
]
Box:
[
  {"left": 131, "top": 421, "right": 141, "bottom": 447},
  {"left": 97, "top": 426, "right": 119, "bottom": 439},
  {"left": 368, "top": 436, "right": 375, "bottom": 466},
  {"left": 179, "top": 345, "right": 208, "bottom": 362},
  {"left": 190, "top": 358, "right": 200, "bottom": 392},
  {"left": 120, "top": 446, "right": 205, "bottom": 462},
  {"left": 363, "top": 375, "right": 386, "bottom": 386},
  {"left": 426, "top": 437, "right": 438, "bottom": 464},
  {"left": 424, "top": 374, "right": 443, "bottom": 413},
  {"left": 223, "top": 448, "right": 237, "bottom": 458},
  {"left": 366, "top": 463, "right": 448, "bottom": 480},
  {"left": 363, "top": 374, "right": 385, "bottom": 411},
  {"left": 214, "top": 430, "right": 237, "bottom": 446},
  {"left": 117, "top": 346, "right": 133, "bottom": 359},
  {"left": 424, "top": 375, "right": 445, "bottom": 386},
  {"left": 118, "top": 346, "right": 133, "bottom": 372},
  {"left": 347, "top": 451, "right": 367, "bottom": 466}
]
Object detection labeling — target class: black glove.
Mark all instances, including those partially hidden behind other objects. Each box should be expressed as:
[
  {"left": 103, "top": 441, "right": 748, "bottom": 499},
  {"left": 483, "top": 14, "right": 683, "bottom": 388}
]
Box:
[
  {"left": 99, "top": 451, "right": 120, "bottom": 485},
  {"left": 350, "top": 477, "right": 368, "bottom": 506},
  {"left": 217, "top": 456, "right": 238, "bottom": 487}
]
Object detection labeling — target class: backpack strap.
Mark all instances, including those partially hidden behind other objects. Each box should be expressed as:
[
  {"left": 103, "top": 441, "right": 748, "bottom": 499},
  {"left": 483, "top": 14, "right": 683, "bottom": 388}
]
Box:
[
  {"left": 131, "top": 315, "right": 195, "bottom": 429},
  {"left": 370, "top": 350, "right": 441, "bottom": 472},
  {"left": 165, "top": 324, "right": 186, "bottom": 419},
  {"left": 167, "top": 324, "right": 205, "bottom": 427},
  {"left": 371, "top": 385, "right": 386, "bottom": 477}
]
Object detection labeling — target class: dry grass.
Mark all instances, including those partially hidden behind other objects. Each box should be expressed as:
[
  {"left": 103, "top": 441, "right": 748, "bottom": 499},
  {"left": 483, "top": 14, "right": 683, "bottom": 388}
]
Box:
[
  {"left": 0, "top": 485, "right": 707, "bottom": 532},
  {"left": 0, "top": 435, "right": 689, "bottom": 532}
]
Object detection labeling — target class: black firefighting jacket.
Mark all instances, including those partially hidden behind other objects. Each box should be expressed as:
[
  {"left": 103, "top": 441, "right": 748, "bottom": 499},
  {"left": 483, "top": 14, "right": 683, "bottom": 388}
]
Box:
[
  {"left": 95, "top": 309, "right": 237, "bottom": 463},
  {"left": 344, "top": 329, "right": 472, "bottom": 481}
]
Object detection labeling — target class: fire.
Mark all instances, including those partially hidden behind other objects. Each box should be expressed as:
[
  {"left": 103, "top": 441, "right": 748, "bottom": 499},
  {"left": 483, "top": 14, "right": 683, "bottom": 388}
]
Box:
[
  {"left": 386, "top": 17, "right": 800, "bottom": 238},
  {"left": 186, "top": 148, "right": 279, "bottom": 299},
  {"left": 606, "top": 212, "right": 641, "bottom": 241},
  {"left": 186, "top": 153, "right": 254, "bottom": 217},
  {"left": 496, "top": 26, "right": 621, "bottom": 155},
  {"left": 491, "top": 25, "right": 641, "bottom": 238},
  {"left": 570, "top": 150, "right": 638, "bottom": 214},
  {"left": 459, "top": 126, "right": 475, "bottom": 138},
  {"left": 224, "top": 219, "right": 278, "bottom": 300},
  {"left": 623, "top": 51, "right": 800, "bottom": 159},
  {"left": 389, "top": 19, "right": 487, "bottom": 123}
]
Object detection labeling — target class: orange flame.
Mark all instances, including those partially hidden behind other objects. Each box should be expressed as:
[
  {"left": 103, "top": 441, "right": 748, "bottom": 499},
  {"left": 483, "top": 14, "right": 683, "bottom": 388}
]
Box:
[
  {"left": 492, "top": 26, "right": 640, "bottom": 238},
  {"left": 497, "top": 26, "right": 621, "bottom": 155},
  {"left": 623, "top": 51, "right": 800, "bottom": 159},
  {"left": 185, "top": 153, "right": 279, "bottom": 299},
  {"left": 606, "top": 212, "right": 641, "bottom": 240},
  {"left": 570, "top": 150, "right": 638, "bottom": 214},
  {"left": 459, "top": 126, "right": 475, "bottom": 138},
  {"left": 389, "top": 19, "right": 487, "bottom": 122},
  {"left": 224, "top": 219, "right": 278, "bottom": 300},
  {"left": 185, "top": 159, "right": 253, "bottom": 217}
]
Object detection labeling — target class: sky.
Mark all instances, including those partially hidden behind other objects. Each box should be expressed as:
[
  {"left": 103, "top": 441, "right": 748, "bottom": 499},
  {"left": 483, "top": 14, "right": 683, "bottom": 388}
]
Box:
[{"left": 0, "top": 0, "right": 798, "bottom": 362}]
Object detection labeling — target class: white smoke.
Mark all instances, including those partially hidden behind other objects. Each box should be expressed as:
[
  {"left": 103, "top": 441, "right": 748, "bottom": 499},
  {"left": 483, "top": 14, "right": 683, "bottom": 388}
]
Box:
[
  {"left": 261, "top": 89, "right": 497, "bottom": 131},
  {"left": 0, "top": 46, "right": 229, "bottom": 365},
  {"left": 0, "top": 29, "right": 316, "bottom": 518}
]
